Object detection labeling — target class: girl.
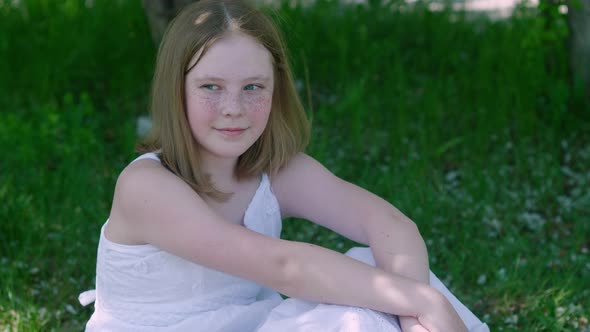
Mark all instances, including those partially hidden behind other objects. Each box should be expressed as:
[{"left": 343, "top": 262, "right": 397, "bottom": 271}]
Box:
[{"left": 80, "top": 1, "right": 490, "bottom": 331}]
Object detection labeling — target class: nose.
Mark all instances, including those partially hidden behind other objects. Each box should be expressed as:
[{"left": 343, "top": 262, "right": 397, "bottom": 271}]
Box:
[{"left": 220, "top": 92, "right": 243, "bottom": 117}]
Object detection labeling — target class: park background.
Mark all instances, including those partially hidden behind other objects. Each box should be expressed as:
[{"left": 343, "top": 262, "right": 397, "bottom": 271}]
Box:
[{"left": 0, "top": 0, "right": 589, "bottom": 330}]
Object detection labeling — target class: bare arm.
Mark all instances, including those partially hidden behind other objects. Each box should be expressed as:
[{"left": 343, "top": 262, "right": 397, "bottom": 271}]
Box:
[
  {"left": 272, "top": 154, "right": 429, "bottom": 281},
  {"left": 273, "top": 153, "right": 467, "bottom": 332},
  {"left": 107, "top": 159, "right": 438, "bottom": 319}
]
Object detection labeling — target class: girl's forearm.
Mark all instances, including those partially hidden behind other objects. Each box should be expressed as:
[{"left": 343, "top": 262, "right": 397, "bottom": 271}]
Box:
[
  {"left": 277, "top": 240, "right": 434, "bottom": 318},
  {"left": 365, "top": 210, "right": 430, "bottom": 284},
  {"left": 364, "top": 215, "right": 469, "bottom": 332},
  {"left": 364, "top": 211, "right": 437, "bottom": 331}
]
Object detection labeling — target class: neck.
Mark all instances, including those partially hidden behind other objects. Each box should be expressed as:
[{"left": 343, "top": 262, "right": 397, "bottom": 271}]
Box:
[{"left": 199, "top": 151, "right": 239, "bottom": 191}]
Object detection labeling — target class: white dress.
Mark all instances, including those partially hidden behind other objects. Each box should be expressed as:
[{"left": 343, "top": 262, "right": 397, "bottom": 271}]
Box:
[{"left": 80, "top": 152, "right": 490, "bottom": 332}]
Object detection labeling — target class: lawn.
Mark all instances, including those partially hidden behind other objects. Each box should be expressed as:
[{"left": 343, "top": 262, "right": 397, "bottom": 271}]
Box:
[{"left": 0, "top": 0, "right": 588, "bottom": 331}]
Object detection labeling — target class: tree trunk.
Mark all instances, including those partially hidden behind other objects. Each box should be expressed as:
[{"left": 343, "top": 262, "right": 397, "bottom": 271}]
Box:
[
  {"left": 567, "top": 0, "right": 590, "bottom": 102},
  {"left": 142, "top": 0, "right": 196, "bottom": 47}
]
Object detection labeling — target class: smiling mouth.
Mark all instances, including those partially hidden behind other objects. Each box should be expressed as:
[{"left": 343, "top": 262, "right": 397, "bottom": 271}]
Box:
[{"left": 215, "top": 127, "right": 248, "bottom": 137}]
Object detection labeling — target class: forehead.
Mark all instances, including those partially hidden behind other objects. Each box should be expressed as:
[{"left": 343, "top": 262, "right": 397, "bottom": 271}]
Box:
[{"left": 189, "top": 32, "right": 274, "bottom": 80}]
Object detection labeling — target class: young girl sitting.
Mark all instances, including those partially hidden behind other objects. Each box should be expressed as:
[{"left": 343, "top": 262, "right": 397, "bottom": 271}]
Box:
[{"left": 80, "top": 1, "right": 490, "bottom": 331}]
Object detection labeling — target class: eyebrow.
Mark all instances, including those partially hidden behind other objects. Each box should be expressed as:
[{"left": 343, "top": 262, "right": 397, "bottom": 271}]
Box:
[{"left": 193, "top": 75, "right": 271, "bottom": 83}]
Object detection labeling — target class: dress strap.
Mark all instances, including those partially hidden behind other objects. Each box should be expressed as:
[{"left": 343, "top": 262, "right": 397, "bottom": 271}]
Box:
[{"left": 130, "top": 152, "right": 161, "bottom": 164}]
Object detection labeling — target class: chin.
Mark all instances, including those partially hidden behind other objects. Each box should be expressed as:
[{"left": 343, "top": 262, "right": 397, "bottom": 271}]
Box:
[
  {"left": 198, "top": 138, "right": 260, "bottom": 160},
  {"left": 212, "top": 146, "right": 253, "bottom": 159}
]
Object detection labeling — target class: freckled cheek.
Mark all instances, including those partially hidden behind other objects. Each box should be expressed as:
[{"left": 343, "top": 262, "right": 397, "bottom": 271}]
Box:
[
  {"left": 243, "top": 95, "right": 272, "bottom": 116},
  {"left": 187, "top": 98, "right": 220, "bottom": 129},
  {"left": 189, "top": 94, "right": 220, "bottom": 113},
  {"left": 189, "top": 99, "right": 220, "bottom": 122},
  {"left": 195, "top": 96, "right": 221, "bottom": 113}
]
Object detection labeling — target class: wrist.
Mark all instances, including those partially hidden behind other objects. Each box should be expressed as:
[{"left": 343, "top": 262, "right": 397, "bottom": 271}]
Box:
[
  {"left": 417, "top": 285, "right": 445, "bottom": 316},
  {"left": 399, "top": 316, "right": 429, "bottom": 332}
]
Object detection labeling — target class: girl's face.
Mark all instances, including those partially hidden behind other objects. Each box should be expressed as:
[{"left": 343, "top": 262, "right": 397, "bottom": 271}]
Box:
[{"left": 184, "top": 32, "right": 274, "bottom": 161}]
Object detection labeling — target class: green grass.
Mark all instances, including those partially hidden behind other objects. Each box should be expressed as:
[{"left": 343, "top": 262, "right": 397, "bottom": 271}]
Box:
[{"left": 1, "top": 0, "right": 588, "bottom": 331}]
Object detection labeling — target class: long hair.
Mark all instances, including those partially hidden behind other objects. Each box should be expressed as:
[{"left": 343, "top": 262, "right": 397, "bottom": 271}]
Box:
[{"left": 137, "top": 0, "right": 310, "bottom": 200}]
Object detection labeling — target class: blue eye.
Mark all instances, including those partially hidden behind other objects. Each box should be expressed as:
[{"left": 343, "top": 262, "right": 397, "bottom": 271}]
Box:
[
  {"left": 201, "top": 84, "right": 220, "bottom": 90},
  {"left": 244, "top": 84, "right": 262, "bottom": 91}
]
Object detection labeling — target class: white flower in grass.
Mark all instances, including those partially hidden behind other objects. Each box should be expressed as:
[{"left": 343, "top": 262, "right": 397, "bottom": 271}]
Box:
[
  {"left": 546, "top": 258, "right": 562, "bottom": 268},
  {"left": 65, "top": 304, "right": 77, "bottom": 315},
  {"left": 504, "top": 314, "right": 518, "bottom": 325},
  {"left": 476, "top": 274, "right": 486, "bottom": 285},
  {"left": 445, "top": 170, "right": 460, "bottom": 184},
  {"left": 485, "top": 218, "right": 502, "bottom": 238},
  {"left": 518, "top": 212, "right": 545, "bottom": 232},
  {"left": 515, "top": 257, "right": 527, "bottom": 268},
  {"left": 561, "top": 139, "right": 568, "bottom": 150}
]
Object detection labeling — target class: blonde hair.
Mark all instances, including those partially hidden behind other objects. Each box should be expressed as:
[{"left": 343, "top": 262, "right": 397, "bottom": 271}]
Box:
[{"left": 138, "top": 0, "right": 310, "bottom": 200}]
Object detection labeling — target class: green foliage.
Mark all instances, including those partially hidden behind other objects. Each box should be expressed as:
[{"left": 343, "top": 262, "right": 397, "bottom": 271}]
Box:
[
  {"left": 1, "top": 0, "right": 588, "bottom": 331},
  {"left": 0, "top": 0, "right": 154, "bottom": 108}
]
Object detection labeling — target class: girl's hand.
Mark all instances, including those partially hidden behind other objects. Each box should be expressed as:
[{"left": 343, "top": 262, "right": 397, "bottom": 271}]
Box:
[
  {"left": 399, "top": 316, "right": 429, "bottom": 332},
  {"left": 416, "top": 288, "right": 468, "bottom": 332}
]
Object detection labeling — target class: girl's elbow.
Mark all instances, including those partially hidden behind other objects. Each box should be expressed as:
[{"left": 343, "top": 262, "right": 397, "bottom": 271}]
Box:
[
  {"left": 405, "top": 219, "right": 422, "bottom": 237},
  {"left": 386, "top": 210, "right": 422, "bottom": 237},
  {"left": 401, "top": 220, "right": 426, "bottom": 245},
  {"left": 367, "top": 212, "right": 426, "bottom": 245},
  {"left": 267, "top": 244, "right": 304, "bottom": 296}
]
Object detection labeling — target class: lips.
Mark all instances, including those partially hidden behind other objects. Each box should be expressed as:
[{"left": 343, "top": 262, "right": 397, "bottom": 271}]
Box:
[{"left": 215, "top": 127, "right": 248, "bottom": 137}]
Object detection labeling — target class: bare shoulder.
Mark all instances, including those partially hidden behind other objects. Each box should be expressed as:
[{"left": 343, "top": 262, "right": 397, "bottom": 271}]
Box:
[
  {"left": 107, "top": 158, "right": 191, "bottom": 245},
  {"left": 272, "top": 153, "right": 338, "bottom": 218},
  {"left": 273, "top": 153, "right": 329, "bottom": 191},
  {"left": 274, "top": 153, "right": 330, "bottom": 181},
  {"left": 114, "top": 158, "right": 176, "bottom": 200}
]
